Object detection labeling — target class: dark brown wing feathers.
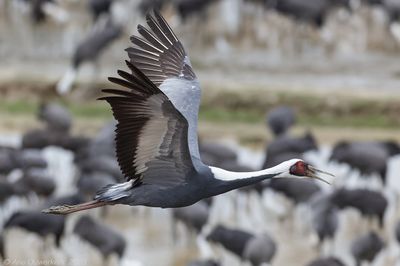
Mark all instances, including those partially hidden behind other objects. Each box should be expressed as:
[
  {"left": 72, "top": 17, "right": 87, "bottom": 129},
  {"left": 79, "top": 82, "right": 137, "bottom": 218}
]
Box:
[
  {"left": 127, "top": 10, "right": 196, "bottom": 86},
  {"left": 100, "top": 61, "right": 193, "bottom": 184},
  {"left": 99, "top": 11, "right": 199, "bottom": 186}
]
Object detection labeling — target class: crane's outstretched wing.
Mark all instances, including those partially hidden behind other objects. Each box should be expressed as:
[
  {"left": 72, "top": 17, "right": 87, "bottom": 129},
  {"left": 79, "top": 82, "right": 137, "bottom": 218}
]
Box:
[
  {"left": 127, "top": 10, "right": 196, "bottom": 85},
  {"left": 100, "top": 61, "right": 196, "bottom": 187},
  {"left": 127, "top": 10, "right": 202, "bottom": 159}
]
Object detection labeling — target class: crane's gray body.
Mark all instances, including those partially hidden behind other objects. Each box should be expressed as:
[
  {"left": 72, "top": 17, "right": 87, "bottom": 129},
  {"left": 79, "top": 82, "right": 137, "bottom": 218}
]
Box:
[{"left": 116, "top": 161, "right": 276, "bottom": 208}]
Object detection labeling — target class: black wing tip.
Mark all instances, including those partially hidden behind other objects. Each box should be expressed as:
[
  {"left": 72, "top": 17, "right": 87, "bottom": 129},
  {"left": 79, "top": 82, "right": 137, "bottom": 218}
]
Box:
[
  {"left": 107, "top": 76, "right": 130, "bottom": 90},
  {"left": 145, "top": 12, "right": 153, "bottom": 22},
  {"left": 124, "top": 60, "right": 156, "bottom": 88},
  {"left": 97, "top": 95, "right": 114, "bottom": 102},
  {"left": 152, "top": 9, "right": 163, "bottom": 20},
  {"left": 145, "top": 8, "right": 160, "bottom": 18},
  {"left": 146, "top": 9, "right": 162, "bottom": 23},
  {"left": 102, "top": 88, "right": 123, "bottom": 94},
  {"left": 105, "top": 62, "right": 159, "bottom": 95},
  {"left": 137, "top": 24, "right": 146, "bottom": 32},
  {"left": 125, "top": 60, "right": 134, "bottom": 69},
  {"left": 108, "top": 71, "right": 132, "bottom": 83},
  {"left": 129, "top": 35, "right": 138, "bottom": 43},
  {"left": 123, "top": 60, "right": 139, "bottom": 74},
  {"left": 108, "top": 76, "right": 119, "bottom": 83},
  {"left": 117, "top": 69, "right": 125, "bottom": 76}
]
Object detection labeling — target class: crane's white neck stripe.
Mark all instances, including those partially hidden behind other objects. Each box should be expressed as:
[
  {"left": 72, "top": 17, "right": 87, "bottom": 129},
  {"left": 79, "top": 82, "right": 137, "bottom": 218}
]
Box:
[{"left": 210, "top": 159, "right": 302, "bottom": 181}]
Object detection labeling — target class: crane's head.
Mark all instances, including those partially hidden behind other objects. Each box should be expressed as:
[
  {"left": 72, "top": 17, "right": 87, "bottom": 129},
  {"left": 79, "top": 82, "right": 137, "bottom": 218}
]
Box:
[{"left": 280, "top": 159, "right": 333, "bottom": 184}]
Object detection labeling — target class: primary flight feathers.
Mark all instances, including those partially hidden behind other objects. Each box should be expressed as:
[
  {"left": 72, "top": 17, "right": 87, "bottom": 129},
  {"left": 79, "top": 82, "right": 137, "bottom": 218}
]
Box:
[
  {"left": 127, "top": 11, "right": 196, "bottom": 86},
  {"left": 100, "top": 59, "right": 195, "bottom": 187}
]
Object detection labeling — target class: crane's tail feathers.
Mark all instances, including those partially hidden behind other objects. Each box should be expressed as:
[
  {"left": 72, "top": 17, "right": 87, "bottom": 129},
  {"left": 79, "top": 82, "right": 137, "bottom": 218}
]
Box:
[
  {"left": 42, "top": 200, "right": 108, "bottom": 215},
  {"left": 94, "top": 180, "right": 134, "bottom": 202}
]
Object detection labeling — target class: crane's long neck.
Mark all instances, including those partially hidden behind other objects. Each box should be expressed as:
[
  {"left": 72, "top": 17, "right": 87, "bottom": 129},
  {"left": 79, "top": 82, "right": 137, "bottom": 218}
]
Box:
[{"left": 208, "top": 163, "right": 289, "bottom": 196}]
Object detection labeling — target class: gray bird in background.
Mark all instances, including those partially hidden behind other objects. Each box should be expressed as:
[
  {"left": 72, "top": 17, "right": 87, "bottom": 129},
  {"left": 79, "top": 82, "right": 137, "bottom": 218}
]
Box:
[
  {"left": 38, "top": 102, "right": 72, "bottom": 133},
  {"left": 330, "top": 140, "right": 400, "bottom": 184},
  {"left": 351, "top": 231, "right": 384, "bottom": 266},
  {"left": 243, "top": 233, "right": 277, "bottom": 266},
  {"left": 267, "top": 106, "right": 296, "bottom": 137},
  {"left": 306, "top": 256, "right": 346, "bottom": 266}
]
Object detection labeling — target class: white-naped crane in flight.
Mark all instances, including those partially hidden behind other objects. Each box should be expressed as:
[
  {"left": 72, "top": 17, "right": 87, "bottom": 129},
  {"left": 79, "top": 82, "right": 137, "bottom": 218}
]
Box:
[{"left": 44, "top": 11, "right": 333, "bottom": 215}]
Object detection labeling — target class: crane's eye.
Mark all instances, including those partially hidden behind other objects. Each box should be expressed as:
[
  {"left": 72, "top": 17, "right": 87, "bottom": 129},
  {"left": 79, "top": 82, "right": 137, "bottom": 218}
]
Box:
[{"left": 290, "top": 161, "right": 307, "bottom": 176}]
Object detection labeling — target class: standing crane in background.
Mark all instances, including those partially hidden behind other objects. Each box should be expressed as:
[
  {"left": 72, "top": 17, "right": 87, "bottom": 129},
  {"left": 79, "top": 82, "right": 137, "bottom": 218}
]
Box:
[{"left": 44, "top": 11, "right": 332, "bottom": 215}]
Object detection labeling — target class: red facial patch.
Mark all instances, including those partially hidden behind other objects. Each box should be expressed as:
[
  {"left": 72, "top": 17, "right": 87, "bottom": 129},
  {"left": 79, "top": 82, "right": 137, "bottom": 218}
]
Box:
[{"left": 289, "top": 161, "right": 307, "bottom": 176}]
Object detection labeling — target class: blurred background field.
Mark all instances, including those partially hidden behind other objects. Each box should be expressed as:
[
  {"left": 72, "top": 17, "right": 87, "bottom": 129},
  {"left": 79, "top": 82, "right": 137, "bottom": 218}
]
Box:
[
  {"left": 1, "top": 0, "right": 400, "bottom": 140},
  {"left": 0, "top": 0, "right": 400, "bottom": 266}
]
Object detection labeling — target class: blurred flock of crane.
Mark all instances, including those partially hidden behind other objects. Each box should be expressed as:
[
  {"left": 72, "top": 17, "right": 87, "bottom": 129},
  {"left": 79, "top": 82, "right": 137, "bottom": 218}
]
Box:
[
  {"left": 0, "top": 0, "right": 400, "bottom": 266},
  {"left": 1, "top": 0, "right": 400, "bottom": 63}
]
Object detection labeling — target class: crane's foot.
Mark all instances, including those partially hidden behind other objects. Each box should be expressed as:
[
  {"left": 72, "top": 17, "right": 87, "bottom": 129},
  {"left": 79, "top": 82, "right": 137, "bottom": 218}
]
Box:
[{"left": 42, "top": 205, "right": 74, "bottom": 215}]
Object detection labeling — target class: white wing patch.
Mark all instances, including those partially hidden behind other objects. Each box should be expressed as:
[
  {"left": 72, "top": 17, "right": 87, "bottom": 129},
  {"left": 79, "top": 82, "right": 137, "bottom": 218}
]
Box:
[{"left": 95, "top": 180, "right": 134, "bottom": 201}]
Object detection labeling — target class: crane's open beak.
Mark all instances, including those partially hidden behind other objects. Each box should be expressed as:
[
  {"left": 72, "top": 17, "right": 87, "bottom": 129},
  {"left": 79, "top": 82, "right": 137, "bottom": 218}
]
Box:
[{"left": 306, "top": 165, "right": 334, "bottom": 185}]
